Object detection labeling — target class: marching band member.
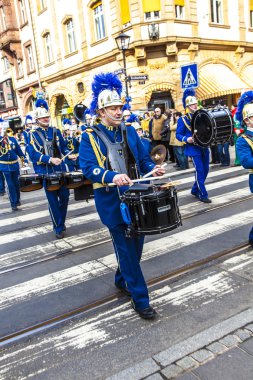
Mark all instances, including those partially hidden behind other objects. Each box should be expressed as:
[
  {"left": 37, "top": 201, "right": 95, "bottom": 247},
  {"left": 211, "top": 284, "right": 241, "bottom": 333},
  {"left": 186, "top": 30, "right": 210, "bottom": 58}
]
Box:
[
  {"left": 235, "top": 91, "right": 253, "bottom": 246},
  {"left": 26, "top": 100, "right": 75, "bottom": 239},
  {"left": 0, "top": 129, "right": 27, "bottom": 210},
  {"left": 176, "top": 89, "right": 211, "bottom": 203},
  {"left": 62, "top": 119, "right": 80, "bottom": 171},
  {"left": 79, "top": 72, "right": 165, "bottom": 319}
]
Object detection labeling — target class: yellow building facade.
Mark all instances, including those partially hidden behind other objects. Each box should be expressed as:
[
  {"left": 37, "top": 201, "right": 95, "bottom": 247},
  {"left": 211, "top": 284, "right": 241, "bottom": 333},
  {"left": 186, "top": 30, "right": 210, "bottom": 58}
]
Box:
[{"left": 1, "top": 0, "right": 253, "bottom": 125}]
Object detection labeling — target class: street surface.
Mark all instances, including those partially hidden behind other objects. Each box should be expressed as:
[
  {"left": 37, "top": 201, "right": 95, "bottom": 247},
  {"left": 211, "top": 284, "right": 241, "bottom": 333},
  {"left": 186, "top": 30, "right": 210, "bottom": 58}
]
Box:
[{"left": 0, "top": 160, "right": 253, "bottom": 379}]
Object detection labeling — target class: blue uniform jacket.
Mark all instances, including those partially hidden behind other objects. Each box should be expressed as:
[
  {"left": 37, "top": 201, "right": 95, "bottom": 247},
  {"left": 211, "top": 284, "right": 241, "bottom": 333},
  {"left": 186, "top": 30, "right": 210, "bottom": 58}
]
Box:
[
  {"left": 26, "top": 126, "right": 69, "bottom": 174},
  {"left": 176, "top": 114, "right": 207, "bottom": 156},
  {"left": 64, "top": 136, "right": 80, "bottom": 169},
  {"left": 0, "top": 136, "right": 25, "bottom": 172},
  {"left": 236, "top": 130, "right": 253, "bottom": 192},
  {"left": 79, "top": 123, "right": 155, "bottom": 227}
]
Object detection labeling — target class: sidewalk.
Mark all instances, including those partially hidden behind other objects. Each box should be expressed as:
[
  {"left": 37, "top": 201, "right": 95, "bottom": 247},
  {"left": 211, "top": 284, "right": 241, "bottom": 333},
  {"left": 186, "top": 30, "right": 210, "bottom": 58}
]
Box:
[{"left": 106, "top": 308, "right": 253, "bottom": 380}]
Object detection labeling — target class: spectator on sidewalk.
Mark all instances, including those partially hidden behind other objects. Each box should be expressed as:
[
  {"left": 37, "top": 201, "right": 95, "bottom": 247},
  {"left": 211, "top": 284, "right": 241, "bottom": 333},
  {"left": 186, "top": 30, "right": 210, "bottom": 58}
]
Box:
[
  {"left": 140, "top": 111, "right": 151, "bottom": 137},
  {"left": 170, "top": 111, "right": 189, "bottom": 170},
  {"left": 217, "top": 141, "right": 230, "bottom": 166},
  {"left": 149, "top": 107, "right": 167, "bottom": 149}
]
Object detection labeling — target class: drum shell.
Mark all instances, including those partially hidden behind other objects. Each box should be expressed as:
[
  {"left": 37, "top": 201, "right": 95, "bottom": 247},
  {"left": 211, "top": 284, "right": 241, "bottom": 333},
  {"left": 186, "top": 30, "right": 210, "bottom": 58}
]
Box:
[
  {"left": 191, "top": 107, "right": 234, "bottom": 147},
  {"left": 74, "top": 179, "right": 94, "bottom": 201},
  {"left": 63, "top": 172, "right": 84, "bottom": 189},
  {"left": 44, "top": 173, "right": 63, "bottom": 191},
  {"left": 19, "top": 174, "right": 43, "bottom": 192},
  {"left": 122, "top": 186, "right": 181, "bottom": 235}
]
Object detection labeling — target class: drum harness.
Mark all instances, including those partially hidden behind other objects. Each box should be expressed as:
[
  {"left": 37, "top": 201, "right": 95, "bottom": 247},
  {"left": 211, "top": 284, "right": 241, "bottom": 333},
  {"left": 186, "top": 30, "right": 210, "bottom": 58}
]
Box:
[
  {"left": 86, "top": 123, "right": 161, "bottom": 236},
  {"left": 241, "top": 134, "right": 253, "bottom": 174}
]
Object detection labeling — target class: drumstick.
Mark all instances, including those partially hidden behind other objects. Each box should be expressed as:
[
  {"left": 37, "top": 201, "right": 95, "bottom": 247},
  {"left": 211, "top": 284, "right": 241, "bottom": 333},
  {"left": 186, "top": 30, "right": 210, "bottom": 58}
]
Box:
[
  {"left": 142, "top": 163, "right": 167, "bottom": 178},
  {"left": 108, "top": 173, "right": 172, "bottom": 187},
  {"left": 61, "top": 150, "right": 74, "bottom": 161}
]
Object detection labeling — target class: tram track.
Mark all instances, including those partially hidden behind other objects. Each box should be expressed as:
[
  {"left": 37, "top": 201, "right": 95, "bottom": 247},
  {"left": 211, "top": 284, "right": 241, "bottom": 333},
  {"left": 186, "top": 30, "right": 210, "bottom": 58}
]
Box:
[
  {"left": 1, "top": 194, "right": 253, "bottom": 276},
  {"left": 0, "top": 242, "right": 249, "bottom": 348}
]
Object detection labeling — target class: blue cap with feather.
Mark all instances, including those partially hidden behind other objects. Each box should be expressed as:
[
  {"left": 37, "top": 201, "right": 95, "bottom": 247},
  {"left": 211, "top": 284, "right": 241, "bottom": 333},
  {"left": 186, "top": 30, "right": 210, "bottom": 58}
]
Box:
[
  {"left": 62, "top": 118, "right": 71, "bottom": 126},
  {"left": 0, "top": 118, "right": 4, "bottom": 122},
  {"left": 182, "top": 88, "right": 197, "bottom": 109},
  {"left": 35, "top": 99, "right": 49, "bottom": 111},
  {"left": 89, "top": 72, "right": 123, "bottom": 115},
  {"left": 122, "top": 96, "right": 132, "bottom": 112},
  {"left": 235, "top": 91, "right": 253, "bottom": 123},
  {"left": 126, "top": 113, "right": 139, "bottom": 124},
  {"left": 25, "top": 114, "right": 33, "bottom": 124}
]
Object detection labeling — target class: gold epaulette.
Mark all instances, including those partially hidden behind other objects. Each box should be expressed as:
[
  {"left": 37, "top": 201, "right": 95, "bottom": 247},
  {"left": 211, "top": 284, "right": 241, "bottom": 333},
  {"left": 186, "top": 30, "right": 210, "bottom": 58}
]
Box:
[{"left": 85, "top": 128, "right": 94, "bottom": 133}]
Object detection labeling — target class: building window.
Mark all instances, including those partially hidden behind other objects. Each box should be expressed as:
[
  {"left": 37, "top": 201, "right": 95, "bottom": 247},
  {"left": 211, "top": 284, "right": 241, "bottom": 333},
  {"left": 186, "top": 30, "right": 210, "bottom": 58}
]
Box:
[
  {"left": 44, "top": 33, "right": 54, "bottom": 63},
  {"left": 251, "top": 10, "right": 253, "bottom": 28},
  {"left": 94, "top": 3, "right": 106, "bottom": 40},
  {"left": 39, "top": 0, "right": 46, "bottom": 11},
  {"left": 0, "top": 7, "right": 7, "bottom": 31},
  {"left": 210, "top": 0, "right": 223, "bottom": 24},
  {"left": 144, "top": 11, "right": 160, "bottom": 21},
  {"left": 66, "top": 19, "right": 77, "bottom": 53},
  {"left": 175, "top": 5, "right": 184, "bottom": 19},
  {"left": 17, "top": 59, "right": 23, "bottom": 77},
  {"left": 26, "top": 45, "right": 35, "bottom": 72},
  {"left": 2, "top": 56, "right": 10, "bottom": 71},
  {"left": 19, "top": 0, "right": 27, "bottom": 24}
]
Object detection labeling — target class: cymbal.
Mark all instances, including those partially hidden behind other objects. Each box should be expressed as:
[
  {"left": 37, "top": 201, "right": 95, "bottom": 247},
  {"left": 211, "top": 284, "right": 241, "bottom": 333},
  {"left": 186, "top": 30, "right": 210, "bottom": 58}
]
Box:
[{"left": 151, "top": 144, "right": 167, "bottom": 165}]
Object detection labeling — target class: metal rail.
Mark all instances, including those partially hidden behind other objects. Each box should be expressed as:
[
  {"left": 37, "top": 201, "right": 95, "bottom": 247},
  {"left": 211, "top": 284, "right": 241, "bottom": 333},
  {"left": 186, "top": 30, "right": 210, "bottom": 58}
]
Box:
[
  {"left": 1, "top": 194, "right": 252, "bottom": 276},
  {"left": 0, "top": 242, "right": 249, "bottom": 348}
]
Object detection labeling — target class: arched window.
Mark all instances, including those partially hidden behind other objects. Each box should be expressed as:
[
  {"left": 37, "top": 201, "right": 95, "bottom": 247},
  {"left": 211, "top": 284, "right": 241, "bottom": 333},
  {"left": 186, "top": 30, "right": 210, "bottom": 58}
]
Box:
[
  {"left": 44, "top": 33, "right": 54, "bottom": 63},
  {"left": 93, "top": 2, "right": 105, "bottom": 41}
]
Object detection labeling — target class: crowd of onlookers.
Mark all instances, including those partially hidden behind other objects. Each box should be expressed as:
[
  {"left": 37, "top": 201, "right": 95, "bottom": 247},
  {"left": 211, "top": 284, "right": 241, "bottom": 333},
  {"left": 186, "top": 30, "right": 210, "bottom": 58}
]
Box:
[{"left": 122, "top": 103, "right": 243, "bottom": 170}]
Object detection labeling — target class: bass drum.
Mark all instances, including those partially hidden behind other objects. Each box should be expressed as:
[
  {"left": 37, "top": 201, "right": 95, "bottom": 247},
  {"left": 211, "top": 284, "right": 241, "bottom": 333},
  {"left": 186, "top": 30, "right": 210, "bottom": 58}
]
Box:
[
  {"left": 19, "top": 174, "right": 43, "bottom": 192},
  {"left": 191, "top": 107, "right": 234, "bottom": 147},
  {"left": 121, "top": 184, "right": 182, "bottom": 235}
]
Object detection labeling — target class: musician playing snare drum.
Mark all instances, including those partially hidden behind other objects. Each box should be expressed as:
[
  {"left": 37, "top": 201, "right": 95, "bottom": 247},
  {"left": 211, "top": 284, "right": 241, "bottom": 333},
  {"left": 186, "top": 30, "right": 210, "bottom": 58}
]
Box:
[
  {"left": 26, "top": 100, "right": 76, "bottom": 239},
  {"left": 176, "top": 89, "right": 211, "bottom": 203},
  {"left": 79, "top": 72, "right": 165, "bottom": 320}
]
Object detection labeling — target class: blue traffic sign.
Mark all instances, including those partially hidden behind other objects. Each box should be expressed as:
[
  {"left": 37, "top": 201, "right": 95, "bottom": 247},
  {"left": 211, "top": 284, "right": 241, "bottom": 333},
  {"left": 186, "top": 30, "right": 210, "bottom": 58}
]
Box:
[{"left": 181, "top": 63, "right": 198, "bottom": 89}]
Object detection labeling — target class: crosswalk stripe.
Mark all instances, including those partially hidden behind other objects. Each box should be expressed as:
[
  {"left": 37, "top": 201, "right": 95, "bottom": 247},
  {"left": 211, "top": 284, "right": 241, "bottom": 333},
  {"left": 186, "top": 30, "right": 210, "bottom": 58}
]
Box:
[
  {"left": 0, "top": 172, "right": 249, "bottom": 235},
  {"left": 1, "top": 181, "right": 249, "bottom": 244},
  {"left": 0, "top": 208, "right": 252, "bottom": 310}
]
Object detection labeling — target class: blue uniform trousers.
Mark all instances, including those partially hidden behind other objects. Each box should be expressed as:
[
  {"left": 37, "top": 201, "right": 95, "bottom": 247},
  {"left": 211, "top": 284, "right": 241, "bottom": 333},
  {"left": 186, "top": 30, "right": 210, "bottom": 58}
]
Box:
[
  {"left": 0, "top": 171, "right": 5, "bottom": 193},
  {"left": 3, "top": 170, "right": 20, "bottom": 207},
  {"left": 110, "top": 224, "right": 149, "bottom": 311},
  {"left": 249, "top": 227, "right": 253, "bottom": 243},
  {"left": 191, "top": 148, "right": 209, "bottom": 199},
  {"left": 43, "top": 182, "right": 70, "bottom": 234}
]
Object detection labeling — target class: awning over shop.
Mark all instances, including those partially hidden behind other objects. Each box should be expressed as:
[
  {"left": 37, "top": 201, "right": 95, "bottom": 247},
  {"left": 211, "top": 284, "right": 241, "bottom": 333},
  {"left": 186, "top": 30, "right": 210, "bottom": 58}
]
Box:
[
  {"left": 240, "top": 65, "right": 253, "bottom": 88},
  {"left": 196, "top": 63, "right": 250, "bottom": 100}
]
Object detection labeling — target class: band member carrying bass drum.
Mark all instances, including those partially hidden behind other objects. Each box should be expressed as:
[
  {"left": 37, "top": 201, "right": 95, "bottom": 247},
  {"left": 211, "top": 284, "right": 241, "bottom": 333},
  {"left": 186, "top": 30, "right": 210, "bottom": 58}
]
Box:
[
  {"left": 176, "top": 89, "right": 211, "bottom": 203},
  {"left": 79, "top": 72, "right": 166, "bottom": 320},
  {"left": 26, "top": 99, "right": 76, "bottom": 239}
]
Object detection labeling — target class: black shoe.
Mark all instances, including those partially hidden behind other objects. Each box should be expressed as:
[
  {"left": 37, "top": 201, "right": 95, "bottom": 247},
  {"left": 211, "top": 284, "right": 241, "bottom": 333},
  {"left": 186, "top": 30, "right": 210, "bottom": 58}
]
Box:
[
  {"left": 249, "top": 240, "right": 253, "bottom": 246},
  {"left": 55, "top": 232, "right": 64, "bottom": 239},
  {"left": 12, "top": 206, "right": 18, "bottom": 211},
  {"left": 135, "top": 306, "right": 157, "bottom": 320},
  {"left": 0, "top": 192, "right": 5, "bottom": 196},
  {"left": 191, "top": 192, "right": 199, "bottom": 199},
  {"left": 200, "top": 198, "right": 212, "bottom": 203},
  {"left": 16, "top": 201, "right": 21, "bottom": 206},
  {"left": 115, "top": 284, "right": 131, "bottom": 297}
]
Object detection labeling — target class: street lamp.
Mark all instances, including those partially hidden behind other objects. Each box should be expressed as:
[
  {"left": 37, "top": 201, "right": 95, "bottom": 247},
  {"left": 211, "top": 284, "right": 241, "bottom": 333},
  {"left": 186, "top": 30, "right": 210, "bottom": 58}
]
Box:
[{"left": 115, "top": 32, "right": 130, "bottom": 98}]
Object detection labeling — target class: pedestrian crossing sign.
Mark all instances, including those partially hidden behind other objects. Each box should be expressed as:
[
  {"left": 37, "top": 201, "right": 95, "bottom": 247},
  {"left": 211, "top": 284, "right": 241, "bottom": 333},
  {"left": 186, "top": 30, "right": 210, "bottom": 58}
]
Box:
[{"left": 181, "top": 63, "right": 199, "bottom": 89}]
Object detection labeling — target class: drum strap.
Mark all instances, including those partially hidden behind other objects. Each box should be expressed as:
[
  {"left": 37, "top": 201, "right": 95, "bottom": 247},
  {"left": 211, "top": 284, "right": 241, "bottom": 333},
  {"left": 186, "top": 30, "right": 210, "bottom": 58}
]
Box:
[
  {"left": 182, "top": 116, "right": 192, "bottom": 132},
  {"left": 242, "top": 135, "right": 253, "bottom": 151}
]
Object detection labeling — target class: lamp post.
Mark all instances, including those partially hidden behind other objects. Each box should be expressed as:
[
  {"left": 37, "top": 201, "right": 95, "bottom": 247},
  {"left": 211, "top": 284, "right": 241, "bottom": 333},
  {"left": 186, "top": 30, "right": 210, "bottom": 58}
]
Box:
[{"left": 115, "top": 32, "right": 130, "bottom": 98}]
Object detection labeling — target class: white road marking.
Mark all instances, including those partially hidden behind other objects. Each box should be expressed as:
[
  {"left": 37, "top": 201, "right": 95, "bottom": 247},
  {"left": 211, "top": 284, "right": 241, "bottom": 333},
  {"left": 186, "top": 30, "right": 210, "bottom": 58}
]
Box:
[
  {"left": 0, "top": 264, "right": 244, "bottom": 378},
  {"left": 0, "top": 209, "right": 252, "bottom": 311}
]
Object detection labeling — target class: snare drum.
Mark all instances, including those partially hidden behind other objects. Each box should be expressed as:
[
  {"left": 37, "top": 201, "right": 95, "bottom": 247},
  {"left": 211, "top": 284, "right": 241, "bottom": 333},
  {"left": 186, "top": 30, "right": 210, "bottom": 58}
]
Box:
[
  {"left": 63, "top": 171, "right": 84, "bottom": 189},
  {"left": 19, "top": 174, "right": 43, "bottom": 192},
  {"left": 44, "top": 173, "right": 63, "bottom": 191},
  {"left": 191, "top": 107, "right": 234, "bottom": 147},
  {"left": 121, "top": 184, "right": 182, "bottom": 235}
]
